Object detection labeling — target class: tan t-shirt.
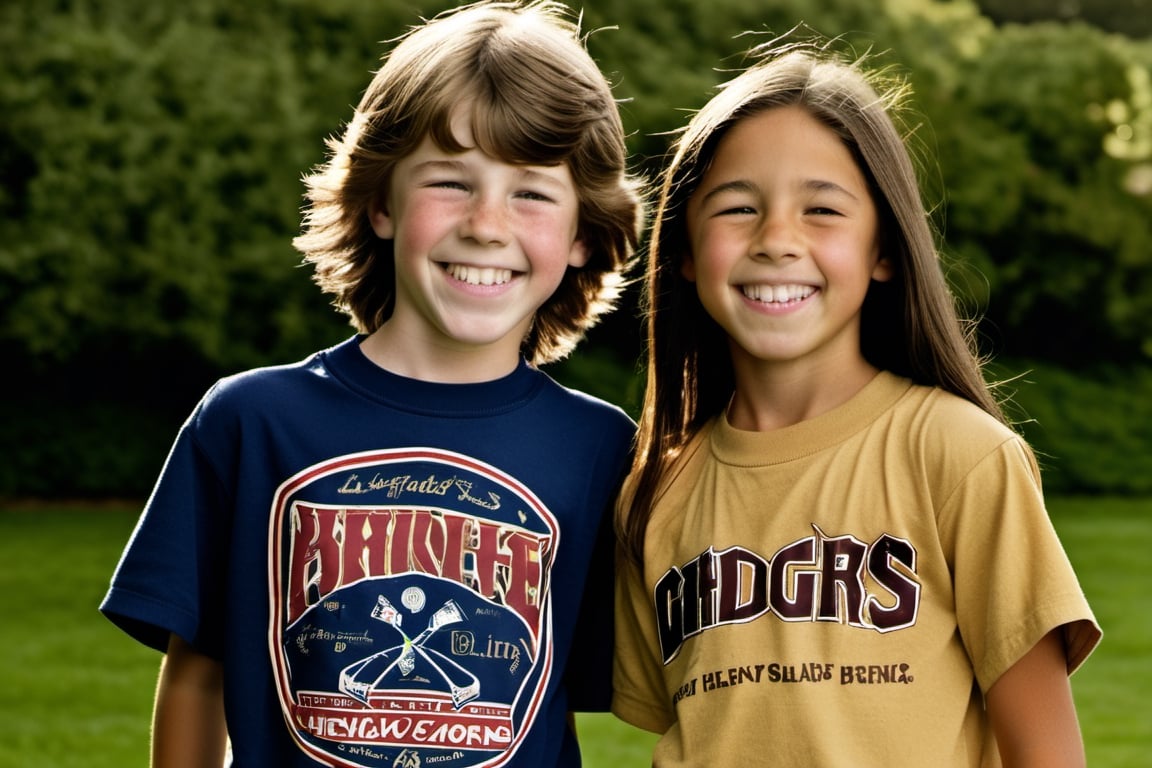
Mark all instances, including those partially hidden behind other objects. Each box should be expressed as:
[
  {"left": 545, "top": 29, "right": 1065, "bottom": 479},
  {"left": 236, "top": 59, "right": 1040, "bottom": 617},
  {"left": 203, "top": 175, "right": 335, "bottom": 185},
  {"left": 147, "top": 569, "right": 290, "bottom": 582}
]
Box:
[{"left": 613, "top": 372, "right": 1100, "bottom": 767}]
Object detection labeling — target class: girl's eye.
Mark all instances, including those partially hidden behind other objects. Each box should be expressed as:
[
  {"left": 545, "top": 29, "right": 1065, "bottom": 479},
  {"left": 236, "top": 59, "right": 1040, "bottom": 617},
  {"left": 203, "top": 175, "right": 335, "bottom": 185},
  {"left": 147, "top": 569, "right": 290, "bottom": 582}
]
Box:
[
  {"left": 716, "top": 205, "right": 756, "bottom": 216},
  {"left": 807, "top": 206, "right": 842, "bottom": 217},
  {"left": 429, "top": 180, "right": 468, "bottom": 190},
  {"left": 516, "top": 190, "right": 553, "bottom": 203}
]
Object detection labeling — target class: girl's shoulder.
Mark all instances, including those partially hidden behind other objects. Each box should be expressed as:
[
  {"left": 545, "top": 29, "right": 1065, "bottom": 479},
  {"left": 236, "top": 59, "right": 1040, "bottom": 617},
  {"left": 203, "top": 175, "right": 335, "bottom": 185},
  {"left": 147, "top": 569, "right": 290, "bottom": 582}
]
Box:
[
  {"left": 898, "top": 380, "right": 1017, "bottom": 444},
  {"left": 892, "top": 379, "right": 1034, "bottom": 479},
  {"left": 652, "top": 419, "right": 718, "bottom": 494}
]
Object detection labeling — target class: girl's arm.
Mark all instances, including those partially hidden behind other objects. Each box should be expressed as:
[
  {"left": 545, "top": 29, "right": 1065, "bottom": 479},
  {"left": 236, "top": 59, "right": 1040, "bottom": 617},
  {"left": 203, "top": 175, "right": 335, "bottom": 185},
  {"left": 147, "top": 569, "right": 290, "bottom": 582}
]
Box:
[
  {"left": 986, "top": 628, "right": 1086, "bottom": 768},
  {"left": 151, "top": 633, "right": 227, "bottom": 768}
]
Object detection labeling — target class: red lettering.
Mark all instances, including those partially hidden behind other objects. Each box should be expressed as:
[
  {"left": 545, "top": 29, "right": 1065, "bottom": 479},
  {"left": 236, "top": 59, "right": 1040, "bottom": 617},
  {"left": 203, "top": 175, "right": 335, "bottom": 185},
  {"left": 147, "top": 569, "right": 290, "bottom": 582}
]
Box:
[
  {"left": 410, "top": 511, "right": 444, "bottom": 575},
  {"left": 467, "top": 516, "right": 503, "bottom": 597},
  {"left": 342, "top": 508, "right": 390, "bottom": 582},
  {"left": 501, "top": 532, "right": 544, "bottom": 627},
  {"left": 285, "top": 504, "right": 549, "bottom": 628},
  {"left": 441, "top": 515, "right": 469, "bottom": 584}
]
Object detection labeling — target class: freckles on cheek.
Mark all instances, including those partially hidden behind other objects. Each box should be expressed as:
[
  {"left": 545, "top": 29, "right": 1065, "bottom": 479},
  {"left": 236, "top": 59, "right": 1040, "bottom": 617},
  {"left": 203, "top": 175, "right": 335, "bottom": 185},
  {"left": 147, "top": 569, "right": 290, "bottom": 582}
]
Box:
[{"left": 396, "top": 209, "right": 444, "bottom": 255}]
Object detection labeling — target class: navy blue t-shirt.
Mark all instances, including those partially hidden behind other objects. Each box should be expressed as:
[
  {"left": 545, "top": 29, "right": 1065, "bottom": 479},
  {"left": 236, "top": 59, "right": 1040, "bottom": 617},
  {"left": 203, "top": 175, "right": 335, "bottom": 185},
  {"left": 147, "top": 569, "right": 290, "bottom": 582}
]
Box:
[{"left": 101, "top": 336, "right": 634, "bottom": 767}]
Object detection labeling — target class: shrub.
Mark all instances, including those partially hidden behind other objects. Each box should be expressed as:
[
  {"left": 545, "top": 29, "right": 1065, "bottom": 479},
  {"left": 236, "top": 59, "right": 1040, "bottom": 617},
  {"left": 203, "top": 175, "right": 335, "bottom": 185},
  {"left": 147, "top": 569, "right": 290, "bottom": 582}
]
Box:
[{"left": 995, "top": 360, "right": 1152, "bottom": 495}]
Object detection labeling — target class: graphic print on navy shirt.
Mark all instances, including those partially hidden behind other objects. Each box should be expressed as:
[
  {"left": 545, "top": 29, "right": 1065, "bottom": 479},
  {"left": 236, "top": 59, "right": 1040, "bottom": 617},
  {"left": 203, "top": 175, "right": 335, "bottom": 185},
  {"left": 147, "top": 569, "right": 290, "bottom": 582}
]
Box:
[{"left": 268, "top": 448, "right": 558, "bottom": 768}]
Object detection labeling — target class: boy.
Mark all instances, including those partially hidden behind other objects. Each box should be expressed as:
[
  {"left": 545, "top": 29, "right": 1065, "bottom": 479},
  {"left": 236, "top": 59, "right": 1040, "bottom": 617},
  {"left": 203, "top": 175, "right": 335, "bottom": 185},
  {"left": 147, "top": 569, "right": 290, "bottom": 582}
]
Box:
[{"left": 100, "top": 3, "right": 643, "bottom": 766}]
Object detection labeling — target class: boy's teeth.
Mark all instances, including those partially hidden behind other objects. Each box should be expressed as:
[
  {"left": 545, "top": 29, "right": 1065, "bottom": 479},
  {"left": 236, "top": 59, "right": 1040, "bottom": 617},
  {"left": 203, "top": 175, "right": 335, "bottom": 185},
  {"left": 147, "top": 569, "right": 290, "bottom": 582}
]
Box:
[
  {"left": 446, "top": 264, "right": 513, "bottom": 286},
  {"left": 741, "top": 284, "right": 815, "bottom": 303}
]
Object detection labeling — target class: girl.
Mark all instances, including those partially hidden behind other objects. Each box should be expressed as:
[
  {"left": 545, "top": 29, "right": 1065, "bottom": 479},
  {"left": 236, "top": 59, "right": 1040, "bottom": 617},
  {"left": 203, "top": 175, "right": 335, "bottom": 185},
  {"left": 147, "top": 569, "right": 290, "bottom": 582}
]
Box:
[{"left": 612, "top": 43, "right": 1100, "bottom": 767}]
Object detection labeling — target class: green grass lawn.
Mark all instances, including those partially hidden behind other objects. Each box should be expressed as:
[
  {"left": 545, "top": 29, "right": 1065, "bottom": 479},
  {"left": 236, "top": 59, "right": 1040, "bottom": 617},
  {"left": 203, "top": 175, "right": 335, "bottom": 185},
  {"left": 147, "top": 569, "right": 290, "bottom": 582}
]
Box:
[
  {"left": 0, "top": 498, "right": 1146, "bottom": 767},
  {"left": 1048, "top": 496, "right": 1152, "bottom": 767}
]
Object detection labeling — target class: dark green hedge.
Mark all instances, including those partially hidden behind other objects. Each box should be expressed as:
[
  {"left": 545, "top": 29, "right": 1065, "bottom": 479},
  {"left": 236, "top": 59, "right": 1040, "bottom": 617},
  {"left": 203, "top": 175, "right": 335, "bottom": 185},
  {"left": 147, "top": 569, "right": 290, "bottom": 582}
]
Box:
[
  {"left": 997, "top": 360, "right": 1152, "bottom": 496},
  {"left": 3, "top": 354, "right": 1148, "bottom": 500},
  {"left": 2, "top": 0, "right": 1151, "bottom": 498}
]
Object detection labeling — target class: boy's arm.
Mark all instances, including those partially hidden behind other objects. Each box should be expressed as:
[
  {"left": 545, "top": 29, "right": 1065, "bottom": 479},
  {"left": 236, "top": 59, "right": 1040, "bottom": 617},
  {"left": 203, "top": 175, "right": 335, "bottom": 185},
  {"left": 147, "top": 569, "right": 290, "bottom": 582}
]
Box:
[
  {"left": 986, "top": 628, "right": 1086, "bottom": 768},
  {"left": 563, "top": 499, "right": 617, "bottom": 712},
  {"left": 151, "top": 633, "right": 227, "bottom": 768}
]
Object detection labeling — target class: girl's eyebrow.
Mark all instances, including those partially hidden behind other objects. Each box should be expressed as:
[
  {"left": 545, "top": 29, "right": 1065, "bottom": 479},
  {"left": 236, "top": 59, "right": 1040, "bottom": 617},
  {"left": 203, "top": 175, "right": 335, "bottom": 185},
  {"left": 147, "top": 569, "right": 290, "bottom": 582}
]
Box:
[
  {"left": 695, "top": 179, "right": 757, "bottom": 205},
  {"left": 697, "top": 177, "right": 863, "bottom": 204},
  {"left": 804, "top": 178, "right": 861, "bottom": 201}
]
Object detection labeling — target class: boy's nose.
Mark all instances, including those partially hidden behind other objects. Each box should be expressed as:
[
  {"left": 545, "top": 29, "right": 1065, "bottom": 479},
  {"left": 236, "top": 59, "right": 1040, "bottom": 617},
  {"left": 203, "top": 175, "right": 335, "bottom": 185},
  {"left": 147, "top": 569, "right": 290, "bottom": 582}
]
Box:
[{"left": 460, "top": 196, "right": 510, "bottom": 245}]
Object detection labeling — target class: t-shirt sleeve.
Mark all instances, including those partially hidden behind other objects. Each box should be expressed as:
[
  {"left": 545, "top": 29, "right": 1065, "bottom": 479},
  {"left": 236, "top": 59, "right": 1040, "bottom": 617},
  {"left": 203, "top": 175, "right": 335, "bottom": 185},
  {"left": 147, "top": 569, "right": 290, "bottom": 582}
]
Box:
[
  {"left": 612, "top": 548, "right": 675, "bottom": 734},
  {"left": 563, "top": 495, "right": 617, "bottom": 712},
  {"left": 99, "top": 404, "right": 230, "bottom": 658},
  {"left": 940, "top": 436, "right": 1101, "bottom": 693}
]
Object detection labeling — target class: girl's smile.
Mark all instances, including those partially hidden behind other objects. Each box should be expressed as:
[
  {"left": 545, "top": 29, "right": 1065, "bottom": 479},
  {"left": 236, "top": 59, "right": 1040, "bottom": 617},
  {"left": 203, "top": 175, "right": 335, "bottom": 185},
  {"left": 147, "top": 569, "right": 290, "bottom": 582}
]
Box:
[
  {"left": 739, "top": 282, "right": 818, "bottom": 309},
  {"left": 684, "top": 105, "right": 891, "bottom": 384}
]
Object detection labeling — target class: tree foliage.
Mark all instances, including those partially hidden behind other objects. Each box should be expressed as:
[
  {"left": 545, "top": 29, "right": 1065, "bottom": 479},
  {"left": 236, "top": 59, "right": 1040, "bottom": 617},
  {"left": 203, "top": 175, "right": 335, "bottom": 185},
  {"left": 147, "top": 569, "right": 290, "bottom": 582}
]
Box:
[
  {"left": 2, "top": 0, "right": 1151, "bottom": 496},
  {"left": 913, "top": 18, "right": 1152, "bottom": 362},
  {"left": 2, "top": 0, "right": 1152, "bottom": 373},
  {"left": 0, "top": 0, "right": 456, "bottom": 371},
  {"left": 975, "top": 0, "right": 1152, "bottom": 39},
  {"left": 3, "top": 0, "right": 1150, "bottom": 371}
]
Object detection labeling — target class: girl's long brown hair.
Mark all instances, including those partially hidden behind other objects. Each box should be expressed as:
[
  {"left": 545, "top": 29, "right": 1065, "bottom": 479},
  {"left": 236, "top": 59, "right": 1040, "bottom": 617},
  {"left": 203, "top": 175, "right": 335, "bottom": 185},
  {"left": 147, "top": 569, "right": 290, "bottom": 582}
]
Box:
[{"left": 618, "top": 43, "right": 1005, "bottom": 564}]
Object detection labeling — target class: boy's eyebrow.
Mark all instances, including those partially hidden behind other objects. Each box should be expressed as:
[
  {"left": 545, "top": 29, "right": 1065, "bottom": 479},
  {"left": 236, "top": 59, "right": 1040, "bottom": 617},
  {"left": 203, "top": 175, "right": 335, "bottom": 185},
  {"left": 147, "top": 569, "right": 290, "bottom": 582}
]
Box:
[
  {"left": 517, "top": 166, "right": 570, "bottom": 188},
  {"left": 410, "top": 159, "right": 468, "bottom": 174},
  {"left": 409, "top": 159, "right": 569, "bottom": 188}
]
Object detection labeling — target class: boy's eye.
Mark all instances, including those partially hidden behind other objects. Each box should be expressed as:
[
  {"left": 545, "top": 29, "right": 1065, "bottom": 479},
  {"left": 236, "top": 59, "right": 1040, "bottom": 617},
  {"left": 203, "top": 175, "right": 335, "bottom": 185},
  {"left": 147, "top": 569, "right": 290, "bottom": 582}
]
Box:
[{"left": 428, "top": 179, "right": 468, "bottom": 190}]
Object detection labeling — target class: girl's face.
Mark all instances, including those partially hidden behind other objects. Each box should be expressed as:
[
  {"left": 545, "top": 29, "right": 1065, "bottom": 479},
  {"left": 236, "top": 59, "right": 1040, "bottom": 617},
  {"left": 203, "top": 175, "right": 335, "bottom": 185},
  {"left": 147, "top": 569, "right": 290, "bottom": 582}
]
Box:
[{"left": 683, "top": 105, "right": 891, "bottom": 380}]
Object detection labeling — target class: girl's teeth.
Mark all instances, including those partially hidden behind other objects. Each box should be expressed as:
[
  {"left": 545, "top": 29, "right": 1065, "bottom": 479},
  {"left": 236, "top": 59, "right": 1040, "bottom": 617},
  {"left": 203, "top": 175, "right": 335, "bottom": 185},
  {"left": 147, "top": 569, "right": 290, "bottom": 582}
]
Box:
[
  {"left": 446, "top": 265, "right": 513, "bottom": 286},
  {"left": 741, "top": 284, "right": 814, "bottom": 303}
]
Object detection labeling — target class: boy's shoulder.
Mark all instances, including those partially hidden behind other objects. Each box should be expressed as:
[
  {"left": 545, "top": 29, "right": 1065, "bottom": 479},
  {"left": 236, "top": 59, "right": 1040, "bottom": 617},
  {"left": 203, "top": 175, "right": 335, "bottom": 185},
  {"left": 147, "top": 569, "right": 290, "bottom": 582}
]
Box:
[
  {"left": 535, "top": 372, "right": 635, "bottom": 433},
  {"left": 196, "top": 341, "right": 635, "bottom": 436},
  {"left": 202, "top": 351, "right": 326, "bottom": 406},
  {"left": 186, "top": 343, "right": 349, "bottom": 433}
]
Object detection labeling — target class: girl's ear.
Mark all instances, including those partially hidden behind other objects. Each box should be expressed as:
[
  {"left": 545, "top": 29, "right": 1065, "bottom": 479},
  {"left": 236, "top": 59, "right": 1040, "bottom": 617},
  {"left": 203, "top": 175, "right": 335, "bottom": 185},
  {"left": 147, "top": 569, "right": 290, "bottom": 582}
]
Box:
[
  {"left": 368, "top": 202, "right": 395, "bottom": 239},
  {"left": 871, "top": 245, "right": 894, "bottom": 283},
  {"left": 681, "top": 251, "right": 697, "bottom": 282}
]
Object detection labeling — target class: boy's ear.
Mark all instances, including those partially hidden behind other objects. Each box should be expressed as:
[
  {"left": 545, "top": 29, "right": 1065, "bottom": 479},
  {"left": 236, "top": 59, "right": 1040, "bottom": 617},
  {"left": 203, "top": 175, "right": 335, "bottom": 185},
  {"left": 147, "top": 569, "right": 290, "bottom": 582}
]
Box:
[
  {"left": 567, "top": 238, "right": 590, "bottom": 269},
  {"left": 368, "top": 202, "right": 395, "bottom": 240}
]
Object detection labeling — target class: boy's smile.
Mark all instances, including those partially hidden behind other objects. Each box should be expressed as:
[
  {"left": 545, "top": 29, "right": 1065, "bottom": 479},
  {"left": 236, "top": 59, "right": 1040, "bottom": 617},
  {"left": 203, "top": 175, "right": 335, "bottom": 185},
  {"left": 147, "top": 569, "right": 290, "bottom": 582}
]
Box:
[
  {"left": 443, "top": 264, "right": 514, "bottom": 287},
  {"left": 365, "top": 108, "right": 588, "bottom": 381}
]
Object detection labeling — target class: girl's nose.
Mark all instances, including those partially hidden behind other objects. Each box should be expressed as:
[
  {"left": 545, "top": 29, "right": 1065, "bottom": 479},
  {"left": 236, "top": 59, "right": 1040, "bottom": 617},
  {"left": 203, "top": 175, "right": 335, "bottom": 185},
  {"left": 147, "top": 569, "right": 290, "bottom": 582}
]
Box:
[{"left": 750, "top": 214, "right": 800, "bottom": 262}]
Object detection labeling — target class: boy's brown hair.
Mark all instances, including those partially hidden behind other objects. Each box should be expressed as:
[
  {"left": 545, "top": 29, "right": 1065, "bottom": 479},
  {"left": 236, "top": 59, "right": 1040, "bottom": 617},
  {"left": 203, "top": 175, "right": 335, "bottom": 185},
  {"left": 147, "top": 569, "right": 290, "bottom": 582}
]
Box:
[{"left": 294, "top": 0, "right": 643, "bottom": 365}]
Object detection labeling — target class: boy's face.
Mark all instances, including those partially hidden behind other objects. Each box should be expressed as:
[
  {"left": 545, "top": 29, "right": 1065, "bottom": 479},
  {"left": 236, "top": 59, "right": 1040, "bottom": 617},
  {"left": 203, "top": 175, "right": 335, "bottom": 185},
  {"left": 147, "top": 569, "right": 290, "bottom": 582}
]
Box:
[{"left": 369, "top": 109, "right": 588, "bottom": 374}]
